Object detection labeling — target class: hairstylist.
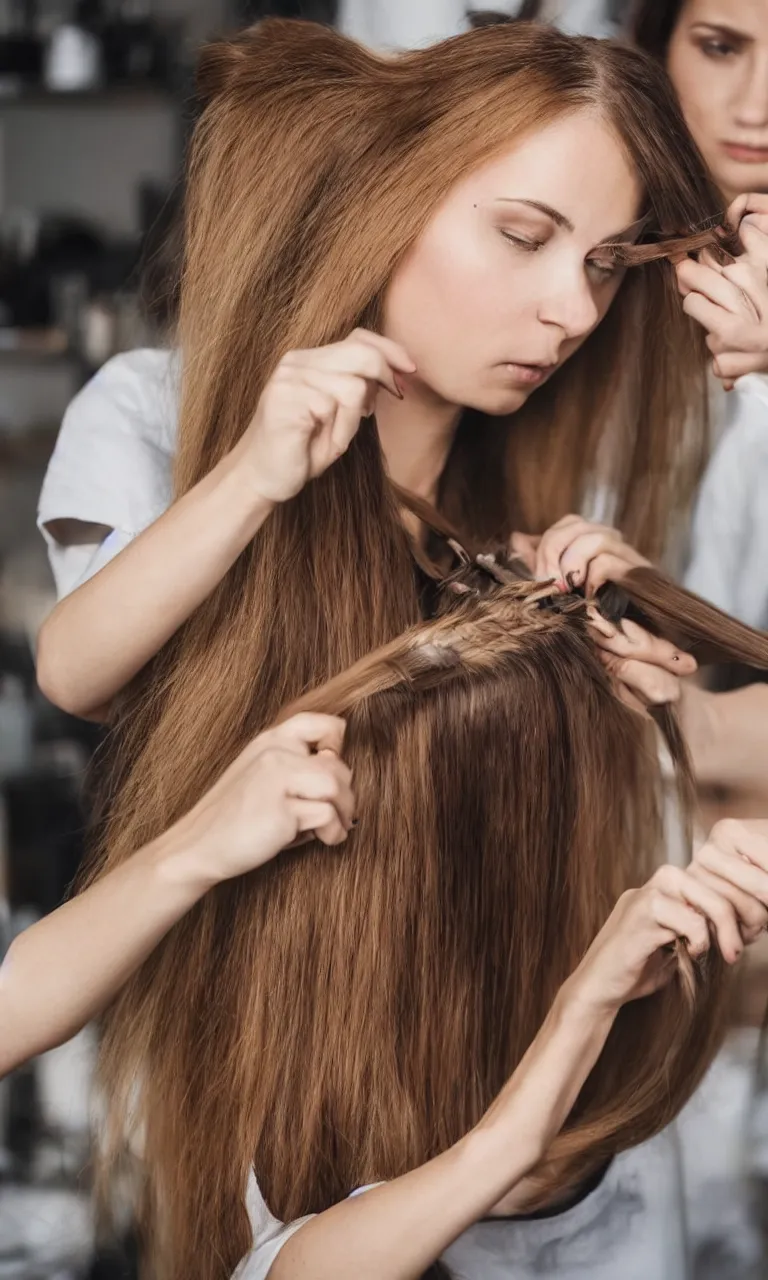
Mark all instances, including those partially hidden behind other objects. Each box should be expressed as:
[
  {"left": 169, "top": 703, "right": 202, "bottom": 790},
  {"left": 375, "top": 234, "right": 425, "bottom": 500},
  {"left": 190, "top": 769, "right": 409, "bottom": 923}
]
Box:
[{"left": 629, "top": 0, "right": 768, "bottom": 793}]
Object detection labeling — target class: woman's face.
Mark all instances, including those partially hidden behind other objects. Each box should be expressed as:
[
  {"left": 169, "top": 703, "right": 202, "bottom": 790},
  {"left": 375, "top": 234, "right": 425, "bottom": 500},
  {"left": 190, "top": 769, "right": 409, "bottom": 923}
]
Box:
[
  {"left": 667, "top": 0, "right": 768, "bottom": 203},
  {"left": 383, "top": 110, "right": 641, "bottom": 417}
]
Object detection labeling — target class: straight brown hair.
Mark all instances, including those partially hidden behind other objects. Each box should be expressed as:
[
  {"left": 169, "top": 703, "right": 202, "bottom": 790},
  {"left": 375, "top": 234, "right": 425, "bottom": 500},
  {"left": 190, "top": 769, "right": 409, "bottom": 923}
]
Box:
[
  {"left": 94, "top": 547, "right": 768, "bottom": 1280},
  {"left": 629, "top": 0, "right": 685, "bottom": 62},
  {"left": 83, "top": 19, "right": 746, "bottom": 1278}
]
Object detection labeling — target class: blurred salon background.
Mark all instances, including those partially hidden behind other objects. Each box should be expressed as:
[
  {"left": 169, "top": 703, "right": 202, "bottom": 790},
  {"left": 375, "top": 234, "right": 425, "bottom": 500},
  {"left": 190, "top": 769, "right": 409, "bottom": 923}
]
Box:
[{"left": 0, "top": 0, "right": 767, "bottom": 1276}]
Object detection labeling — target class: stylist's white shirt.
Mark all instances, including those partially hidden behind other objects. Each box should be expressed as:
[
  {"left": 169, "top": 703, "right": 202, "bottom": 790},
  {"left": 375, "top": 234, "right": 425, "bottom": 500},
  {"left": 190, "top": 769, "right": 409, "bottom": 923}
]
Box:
[
  {"left": 236, "top": 1128, "right": 688, "bottom": 1278},
  {"left": 684, "top": 374, "right": 768, "bottom": 629},
  {"left": 37, "top": 349, "right": 180, "bottom": 599}
]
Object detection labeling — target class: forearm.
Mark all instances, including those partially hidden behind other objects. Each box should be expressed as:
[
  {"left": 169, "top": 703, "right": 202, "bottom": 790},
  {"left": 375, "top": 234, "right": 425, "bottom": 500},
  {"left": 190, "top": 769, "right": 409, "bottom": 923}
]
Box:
[
  {"left": 682, "top": 682, "right": 768, "bottom": 791},
  {"left": 0, "top": 826, "right": 211, "bottom": 1076},
  {"left": 36, "top": 453, "right": 274, "bottom": 719},
  {"left": 270, "top": 984, "right": 615, "bottom": 1280}
]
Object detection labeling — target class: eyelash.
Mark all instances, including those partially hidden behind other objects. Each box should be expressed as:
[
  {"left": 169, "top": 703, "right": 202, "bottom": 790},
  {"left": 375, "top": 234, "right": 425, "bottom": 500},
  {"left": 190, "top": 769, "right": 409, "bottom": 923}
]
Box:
[
  {"left": 586, "top": 259, "right": 620, "bottom": 282},
  {"left": 696, "top": 37, "right": 739, "bottom": 59},
  {"left": 500, "top": 230, "right": 619, "bottom": 283},
  {"left": 499, "top": 230, "right": 543, "bottom": 252}
]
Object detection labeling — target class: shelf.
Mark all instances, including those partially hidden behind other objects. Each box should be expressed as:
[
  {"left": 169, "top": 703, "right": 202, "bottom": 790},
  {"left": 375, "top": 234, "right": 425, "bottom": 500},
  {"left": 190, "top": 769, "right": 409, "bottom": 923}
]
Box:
[
  {"left": 0, "top": 329, "right": 74, "bottom": 360},
  {"left": 0, "top": 85, "right": 179, "bottom": 108}
]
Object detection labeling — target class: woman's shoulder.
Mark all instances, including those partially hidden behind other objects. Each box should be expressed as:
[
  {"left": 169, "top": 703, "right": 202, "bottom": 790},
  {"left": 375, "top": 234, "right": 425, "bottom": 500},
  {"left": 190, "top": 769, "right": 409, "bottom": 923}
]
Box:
[{"left": 67, "top": 347, "right": 180, "bottom": 454}]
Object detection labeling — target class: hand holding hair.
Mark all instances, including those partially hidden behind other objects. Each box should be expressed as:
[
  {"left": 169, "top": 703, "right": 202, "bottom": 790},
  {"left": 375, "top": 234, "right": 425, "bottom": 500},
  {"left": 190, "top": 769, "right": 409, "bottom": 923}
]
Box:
[
  {"left": 230, "top": 327, "right": 416, "bottom": 505},
  {"left": 675, "top": 192, "right": 768, "bottom": 389},
  {"left": 510, "top": 516, "right": 650, "bottom": 597},
  {"left": 509, "top": 519, "right": 697, "bottom": 713},
  {"left": 569, "top": 818, "right": 768, "bottom": 1016},
  {"left": 170, "top": 712, "right": 355, "bottom": 883},
  {"left": 0, "top": 712, "right": 353, "bottom": 1078}
]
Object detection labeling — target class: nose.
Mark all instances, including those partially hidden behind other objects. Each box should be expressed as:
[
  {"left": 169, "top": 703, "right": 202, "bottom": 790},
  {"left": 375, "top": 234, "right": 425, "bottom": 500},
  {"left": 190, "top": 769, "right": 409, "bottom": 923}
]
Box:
[
  {"left": 537, "top": 273, "right": 600, "bottom": 343},
  {"left": 734, "top": 51, "right": 768, "bottom": 129}
]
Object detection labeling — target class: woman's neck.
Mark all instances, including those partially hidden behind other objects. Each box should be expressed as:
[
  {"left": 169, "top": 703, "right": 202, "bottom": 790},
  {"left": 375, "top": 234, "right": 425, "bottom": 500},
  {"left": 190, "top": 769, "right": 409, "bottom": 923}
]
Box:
[{"left": 374, "top": 380, "right": 462, "bottom": 507}]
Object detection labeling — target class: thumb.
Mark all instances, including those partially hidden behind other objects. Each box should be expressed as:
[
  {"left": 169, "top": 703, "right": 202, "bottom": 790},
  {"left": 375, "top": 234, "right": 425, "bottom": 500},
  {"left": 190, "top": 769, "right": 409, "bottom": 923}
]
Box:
[{"left": 509, "top": 531, "right": 540, "bottom": 571}]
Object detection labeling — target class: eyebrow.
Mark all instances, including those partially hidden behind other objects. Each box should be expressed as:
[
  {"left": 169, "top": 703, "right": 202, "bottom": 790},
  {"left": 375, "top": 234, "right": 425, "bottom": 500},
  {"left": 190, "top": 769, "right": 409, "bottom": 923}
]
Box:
[
  {"left": 495, "top": 198, "right": 644, "bottom": 249},
  {"left": 689, "top": 22, "right": 751, "bottom": 45}
]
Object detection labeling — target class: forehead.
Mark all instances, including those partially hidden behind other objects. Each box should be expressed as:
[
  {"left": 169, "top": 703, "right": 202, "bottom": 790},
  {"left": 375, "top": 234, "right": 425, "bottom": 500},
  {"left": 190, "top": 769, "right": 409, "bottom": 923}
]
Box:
[
  {"left": 680, "top": 0, "right": 768, "bottom": 35},
  {"left": 455, "top": 110, "right": 643, "bottom": 244}
]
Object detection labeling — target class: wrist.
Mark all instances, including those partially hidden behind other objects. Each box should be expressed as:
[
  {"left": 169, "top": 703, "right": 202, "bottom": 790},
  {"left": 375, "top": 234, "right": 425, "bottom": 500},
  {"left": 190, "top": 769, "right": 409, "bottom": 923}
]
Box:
[
  {"left": 142, "top": 816, "right": 222, "bottom": 905},
  {"left": 214, "top": 446, "right": 278, "bottom": 531},
  {"left": 680, "top": 682, "right": 724, "bottom": 785},
  {"left": 554, "top": 970, "right": 622, "bottom": 1025}
]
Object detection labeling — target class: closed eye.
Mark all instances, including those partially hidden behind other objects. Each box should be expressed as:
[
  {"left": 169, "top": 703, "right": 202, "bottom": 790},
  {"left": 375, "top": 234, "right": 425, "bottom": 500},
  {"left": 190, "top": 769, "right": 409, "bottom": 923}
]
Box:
[
  {"left": 499, "top": 229, "right": 544, "bottom": 252},
  {"left": 586, "top": 256, "right": 622, "bottom": 283},
  {"left": 696, "top": 35, "right": 740, "bottom": 59}
]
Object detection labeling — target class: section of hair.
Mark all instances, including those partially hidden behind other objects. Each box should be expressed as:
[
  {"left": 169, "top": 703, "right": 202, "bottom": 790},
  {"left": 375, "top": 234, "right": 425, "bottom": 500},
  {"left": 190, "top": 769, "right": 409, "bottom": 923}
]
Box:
[{"left": 608, "top": 566, "right": 768, "bottom": 667}]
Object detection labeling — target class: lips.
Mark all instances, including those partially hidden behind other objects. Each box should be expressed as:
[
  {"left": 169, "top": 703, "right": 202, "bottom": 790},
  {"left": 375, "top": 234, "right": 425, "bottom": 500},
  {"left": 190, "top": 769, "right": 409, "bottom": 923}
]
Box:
[
  {"left": 722, "top": 141, "right": 768, "bottom": 163},
  {"left": 501, "top": 361, "right": 557, "bottom": 386}
]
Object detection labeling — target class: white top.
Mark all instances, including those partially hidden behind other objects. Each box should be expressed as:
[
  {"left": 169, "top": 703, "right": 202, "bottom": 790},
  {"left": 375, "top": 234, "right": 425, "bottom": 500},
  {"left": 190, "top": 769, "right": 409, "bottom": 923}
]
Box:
[
  {"left": 234, "top": 1127, "right": 689, "bottom": 1279},
  {"left": 36, "top": 349, "right": 768, "bottom": 632},
  {"left": 684, "top": 374, "right": 768, "bottom": 630},
  {"left": 37, "top": 348, "right": 179, "bottom": 600}
]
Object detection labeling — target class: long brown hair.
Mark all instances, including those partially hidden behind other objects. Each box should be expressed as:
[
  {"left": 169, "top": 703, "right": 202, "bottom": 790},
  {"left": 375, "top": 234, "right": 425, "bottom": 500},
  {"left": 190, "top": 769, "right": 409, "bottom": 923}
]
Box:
[
  {"left": 95, "top": 547, "right": 768, "bottom": 1280},
  {"left": 629, "top": 0, "right": 685, "bottom": 61},
  {"left": 85, "top": 18, "right": 743, "bottom": 1278}
]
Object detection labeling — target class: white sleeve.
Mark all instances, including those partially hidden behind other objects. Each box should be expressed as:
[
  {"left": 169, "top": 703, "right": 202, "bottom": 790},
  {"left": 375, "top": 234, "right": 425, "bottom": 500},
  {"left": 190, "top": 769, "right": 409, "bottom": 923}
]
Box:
[
  {"left": 232, "top": 1174, "right": 315, "bottom": 1280},
  {"left": 684, "top": 375, "right": 768, "bottom": 630},
  {"left": 37, "top": 348, "right": 179, "bottom": 600},
  {"left": 232, "top": 1177, "right": 386, "bottom": 1278}
]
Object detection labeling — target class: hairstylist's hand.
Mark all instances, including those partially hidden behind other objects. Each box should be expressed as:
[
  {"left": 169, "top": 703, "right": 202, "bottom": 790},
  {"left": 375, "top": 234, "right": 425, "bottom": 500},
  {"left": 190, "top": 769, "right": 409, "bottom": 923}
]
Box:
[
  {"left": 510, "top": 516, "right": 649, "bottom": 597},
  {"left": 568, "top": 832, "right": 768, "bottom": 1014},
  {"left": 587, "top": 608, "right": 696, "bottom": 715},
  {"left": 509, "top": 519, "right": 695, "bottom": 712},
  {"left": 231, "top": 329, "right": 416, "bottom": 504},
  {"left": 171, "top": 713, "right": 355, "bottom": 886},
  {"left": 675, "top": 193, "right": 768, "bottom": 390}
]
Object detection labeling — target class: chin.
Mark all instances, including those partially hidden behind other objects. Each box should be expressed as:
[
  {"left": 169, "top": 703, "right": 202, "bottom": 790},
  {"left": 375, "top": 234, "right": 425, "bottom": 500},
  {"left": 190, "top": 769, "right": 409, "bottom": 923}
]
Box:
[{"left": 465, "top": 386, "right": 531, "bottom": 416}]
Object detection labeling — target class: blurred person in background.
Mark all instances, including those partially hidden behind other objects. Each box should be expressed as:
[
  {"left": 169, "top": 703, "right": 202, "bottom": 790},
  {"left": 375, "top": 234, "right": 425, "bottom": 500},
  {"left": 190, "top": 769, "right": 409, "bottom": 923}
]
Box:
[{"left": 628, "top": 0, "right": 768, "bottom": 797}]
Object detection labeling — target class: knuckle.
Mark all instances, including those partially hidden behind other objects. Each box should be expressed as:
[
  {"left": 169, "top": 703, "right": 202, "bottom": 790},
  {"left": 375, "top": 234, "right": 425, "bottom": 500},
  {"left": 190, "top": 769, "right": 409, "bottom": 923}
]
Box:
[
  {"left": 712, "top": 817, "right": 743, "bottom": 847},
  {"left": 276, "top": 350, "right": 299, "bottom": 373},
  {"left": 320, "top": 769, "right": 342, "bottom": 799},
  {"left": 645, "top": 672, "right": 677, "bottom": 704},
  {"left": 652, "top": 864, "right": 680, "bottom": 892},
  {"left": 647, "top": 887, "right": 668, "bottom": 918}
]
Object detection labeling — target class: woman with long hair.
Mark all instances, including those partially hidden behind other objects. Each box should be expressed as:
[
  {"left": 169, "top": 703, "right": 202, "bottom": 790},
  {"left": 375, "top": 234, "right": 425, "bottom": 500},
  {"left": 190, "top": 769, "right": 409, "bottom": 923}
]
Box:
[
  {"left": 36, "top": 11, "right": 730, "bottom": 727},
  {"left": 45, "top": 15, "right": 766, "bottom": 1279}
]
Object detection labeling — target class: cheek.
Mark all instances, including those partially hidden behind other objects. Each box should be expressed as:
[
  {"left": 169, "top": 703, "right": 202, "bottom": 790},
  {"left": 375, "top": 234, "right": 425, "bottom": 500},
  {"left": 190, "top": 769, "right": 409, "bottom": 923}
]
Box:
[{"left": 384, "top": 227, "right": 507, "bottom": 358}]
